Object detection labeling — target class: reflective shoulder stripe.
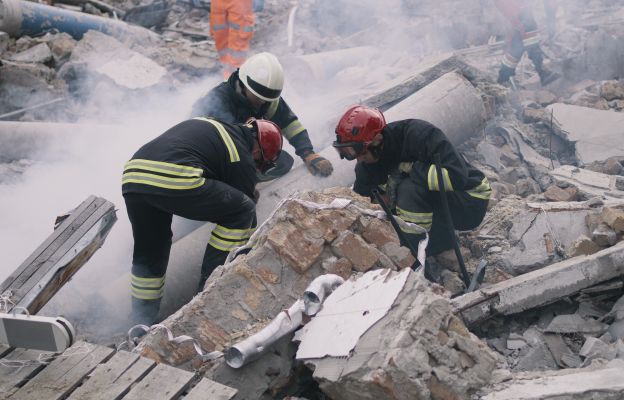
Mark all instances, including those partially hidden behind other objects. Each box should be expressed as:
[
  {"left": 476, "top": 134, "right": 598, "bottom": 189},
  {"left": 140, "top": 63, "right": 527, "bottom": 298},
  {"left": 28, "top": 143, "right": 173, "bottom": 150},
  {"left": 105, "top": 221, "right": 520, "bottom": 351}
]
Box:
[
  {"left": 283, "top": 119, "right": 305, "bottom": 140},
  {"left": 265, "top": 100, "right": 280, "bottom": 119},
  {"left": 193, "top": 117, "right": 241, "bottom": 162}
]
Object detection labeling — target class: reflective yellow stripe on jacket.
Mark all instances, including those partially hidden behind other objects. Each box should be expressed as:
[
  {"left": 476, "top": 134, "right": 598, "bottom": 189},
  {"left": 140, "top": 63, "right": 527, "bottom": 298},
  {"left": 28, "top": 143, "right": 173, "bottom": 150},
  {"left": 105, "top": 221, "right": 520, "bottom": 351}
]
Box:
[
  {"left": 467, "top": 177, "right": 492, "bottom": 200},
  {"left": 427, "top": 164, "right": 454, "bottom": 192},
  {"left": 193, "top": 117, "right": 240, "bottom": 162},
  {"left": 397, "top": 206, "right": 432, "bottom": 231},
  {"left": 122, "top": 159, "right": 205, "bottom": 190},
  {"left": 282, "top": 119, "right": 305, "bottom": 140}
]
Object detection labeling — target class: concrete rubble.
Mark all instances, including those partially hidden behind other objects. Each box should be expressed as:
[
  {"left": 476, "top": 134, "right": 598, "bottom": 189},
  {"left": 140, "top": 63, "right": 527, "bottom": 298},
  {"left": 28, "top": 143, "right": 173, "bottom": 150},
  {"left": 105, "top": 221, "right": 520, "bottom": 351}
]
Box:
[{"left": 2, "top": 0, "right": 624, "bottom": 398}]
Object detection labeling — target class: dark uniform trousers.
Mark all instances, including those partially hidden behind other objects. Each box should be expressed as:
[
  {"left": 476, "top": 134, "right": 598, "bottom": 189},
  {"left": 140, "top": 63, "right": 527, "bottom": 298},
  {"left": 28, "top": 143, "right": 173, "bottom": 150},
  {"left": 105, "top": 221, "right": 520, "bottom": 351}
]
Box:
[
  {"left": 124, "top": 178, "right": 255, "bottom": 324},
  {"left": 382, "top": 162, "right": 489, "bottom": 256}
]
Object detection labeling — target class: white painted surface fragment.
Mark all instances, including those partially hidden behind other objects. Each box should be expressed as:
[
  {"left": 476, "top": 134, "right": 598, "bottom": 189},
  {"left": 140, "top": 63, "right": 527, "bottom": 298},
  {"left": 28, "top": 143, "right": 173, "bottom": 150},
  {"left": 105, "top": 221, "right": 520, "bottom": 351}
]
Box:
[{"left": 295, "top": 268, "right": 410, "bottom": 359}]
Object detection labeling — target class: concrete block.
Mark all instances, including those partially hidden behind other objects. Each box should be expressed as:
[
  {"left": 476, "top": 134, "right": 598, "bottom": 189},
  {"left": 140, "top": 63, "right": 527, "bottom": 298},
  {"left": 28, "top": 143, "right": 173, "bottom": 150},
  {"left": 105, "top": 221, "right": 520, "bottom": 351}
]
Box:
[
  {"left": 567, "top": 234, "right": 603, "bottom": 257},
  {"left": 8, "top": 43, "right": 52, "bottom": 63},
  {"left": 592, "top": 223, "right": 618, "bottom": 247},
  {"left": 268, "top": 221, "right": 324, "bottom": 273},
  {"left": 332, "top": 231, "right": 380, "bottom": 272},
  {"left": 544, "top": 185, "right": 578, "bottom": 202},
  {"left": 602, "top": 207, "right": 624, "bottom": 233}
]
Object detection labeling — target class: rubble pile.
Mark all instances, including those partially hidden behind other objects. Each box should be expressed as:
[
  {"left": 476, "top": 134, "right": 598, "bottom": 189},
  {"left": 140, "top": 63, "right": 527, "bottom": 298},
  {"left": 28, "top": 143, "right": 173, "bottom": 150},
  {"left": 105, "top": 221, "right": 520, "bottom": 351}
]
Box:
[
  {"left": 136, "top": 187, "right": 419, "bottom": 398},
  {"left": 2, "top": 0, "right": 624, "bottom": 398}
]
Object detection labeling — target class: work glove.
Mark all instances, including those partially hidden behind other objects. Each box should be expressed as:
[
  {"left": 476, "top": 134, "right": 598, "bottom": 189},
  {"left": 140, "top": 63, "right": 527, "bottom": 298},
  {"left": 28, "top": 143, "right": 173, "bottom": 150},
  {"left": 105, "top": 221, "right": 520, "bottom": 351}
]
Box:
[
  {"left": 253, "top": 188, "right": 260, "bottom": 203},
  {"left": 303, "top": 152, "right": 333, "bottom": 177}
]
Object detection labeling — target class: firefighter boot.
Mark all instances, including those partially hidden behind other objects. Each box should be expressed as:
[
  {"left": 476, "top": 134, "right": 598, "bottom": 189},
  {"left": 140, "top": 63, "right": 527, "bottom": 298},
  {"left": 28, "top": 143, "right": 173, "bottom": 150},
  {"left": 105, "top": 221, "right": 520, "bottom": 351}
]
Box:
[
  {"left": 131, "top": 297, "right": 161, "bottom": 326},
  {"left": 527, "top": 46, "right": 560, "bottom": 86},
  {"left": 497, "top": 65, "right": 516, "bottom": 85}
]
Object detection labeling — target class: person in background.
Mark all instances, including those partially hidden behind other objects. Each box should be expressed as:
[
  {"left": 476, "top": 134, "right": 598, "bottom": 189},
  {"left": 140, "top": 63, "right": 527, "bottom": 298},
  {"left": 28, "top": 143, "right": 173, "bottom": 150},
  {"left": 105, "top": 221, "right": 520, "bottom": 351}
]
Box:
[{"left": 495, "top": 0, "right": 559, "bottom": 86}]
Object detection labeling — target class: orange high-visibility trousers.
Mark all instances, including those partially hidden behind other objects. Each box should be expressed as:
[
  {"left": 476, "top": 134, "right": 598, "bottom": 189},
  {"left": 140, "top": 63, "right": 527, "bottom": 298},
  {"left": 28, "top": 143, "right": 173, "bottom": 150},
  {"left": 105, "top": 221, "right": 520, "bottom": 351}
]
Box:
[{"left": 210, "top": 0, "right": 254, "bottom": 78}]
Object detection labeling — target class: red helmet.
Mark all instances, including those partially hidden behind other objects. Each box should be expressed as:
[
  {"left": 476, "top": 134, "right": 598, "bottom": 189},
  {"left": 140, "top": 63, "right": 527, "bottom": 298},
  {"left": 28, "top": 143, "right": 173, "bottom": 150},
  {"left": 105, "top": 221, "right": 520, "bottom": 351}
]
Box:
[
  {"left": 333, "top": 105, "right": 386, "bottom": 160},
  {"left": 248, "top": 118, "right": 283, "bottom": 171}
]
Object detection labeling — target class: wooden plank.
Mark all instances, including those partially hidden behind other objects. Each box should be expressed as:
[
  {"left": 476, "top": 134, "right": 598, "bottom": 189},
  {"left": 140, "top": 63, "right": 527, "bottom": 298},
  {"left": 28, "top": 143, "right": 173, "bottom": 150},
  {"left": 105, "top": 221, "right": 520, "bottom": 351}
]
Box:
[
  {"left": 0, "top": 196, "right": 116, "bottom": 314},
  {"left": 0, "top": 196, "right": 99, "bottom": 293},
  {"left": 123, "top": 363, "right": 194, "bottom": 400},
  {"left": 9, "top": 342, "right": 114, "bottom": 400},
  {"left": 0, "top": 348, "right": 46, "bottom": 399},
  {"left": 66, "top": 351, "right": 155, "bottom": 400},
  {"left": 183, "top": 378, "right": 238, "bottom": 400},
  {"left": 13, "top": 199, "right": 109, "bottom": 303}
]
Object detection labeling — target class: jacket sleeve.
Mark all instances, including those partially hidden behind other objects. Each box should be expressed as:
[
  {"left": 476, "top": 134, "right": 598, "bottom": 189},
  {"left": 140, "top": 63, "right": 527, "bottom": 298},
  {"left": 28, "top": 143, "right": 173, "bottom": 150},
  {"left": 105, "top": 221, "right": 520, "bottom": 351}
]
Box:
[
  {"left": 266, "top": 97, "right": 314, "bottom": 158},
  {"left": 402, "top": 119, "right": 472, "bottom": 191},
  {"left": 353, "top": 161, "right": 389, "bottom": 197},
  {"left": 190, "top": 89, "right": 237, "bottom": 124}
]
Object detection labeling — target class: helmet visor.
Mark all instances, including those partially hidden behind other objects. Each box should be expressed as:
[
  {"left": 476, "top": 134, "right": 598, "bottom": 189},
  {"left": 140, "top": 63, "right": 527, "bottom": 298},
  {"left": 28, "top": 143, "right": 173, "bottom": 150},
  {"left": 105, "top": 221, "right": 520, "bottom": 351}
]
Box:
[{"left": 332, "top": 141, "right": 365, "bottom": 161}]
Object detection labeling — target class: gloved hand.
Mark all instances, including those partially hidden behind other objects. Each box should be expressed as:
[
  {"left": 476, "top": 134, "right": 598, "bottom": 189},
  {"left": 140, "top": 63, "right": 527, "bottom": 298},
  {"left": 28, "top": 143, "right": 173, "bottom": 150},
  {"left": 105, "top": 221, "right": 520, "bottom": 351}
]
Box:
[
  {"left": 253, "top": 188, "right": 260, "bottom": 203},
  {"left": 303, "top": 153, "right": 333, "bottom": 177}
]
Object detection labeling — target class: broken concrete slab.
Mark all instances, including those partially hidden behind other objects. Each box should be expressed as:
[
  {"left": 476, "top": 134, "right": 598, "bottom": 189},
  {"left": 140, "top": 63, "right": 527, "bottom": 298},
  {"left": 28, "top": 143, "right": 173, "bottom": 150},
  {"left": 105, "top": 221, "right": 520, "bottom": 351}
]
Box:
[
  {"left": 546, "top": 103, "right": 624, "bottom": 165},
  {"left": 544, "top": 314, "right": 609, "bottom": 336},
  {"left": 501, "top": 206, "right": 590, "bottom": 274},
  {"left": 383, "top": 71, "right": 488, "bottom": 146},
  {"left": 298, "top": 270, "right": 499, "bottom": 400},
  {"left": 481, "top": 359, "right": 624, "bottom": 400},
  {"left": 513, "top": 328, "right": 558, "bottom": 372},
  {"left": 550, "top": 165, "right": 624, "bottom": 200},
  {"left": 59, "top": 31, "right": 167, "bottom": 92},
  {"left": 580, "top": 337, "right": 616, "bottom": 362},
  {"left": 452, "top": 242, "right": 624, "bottom": 326}
]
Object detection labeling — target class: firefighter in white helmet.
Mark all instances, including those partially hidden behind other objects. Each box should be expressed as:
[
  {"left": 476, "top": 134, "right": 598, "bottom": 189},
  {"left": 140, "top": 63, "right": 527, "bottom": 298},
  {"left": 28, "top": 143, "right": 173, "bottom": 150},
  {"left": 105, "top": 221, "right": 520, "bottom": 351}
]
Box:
[{"left": 191, "top": 52, "right": 334, "bottom": 180}]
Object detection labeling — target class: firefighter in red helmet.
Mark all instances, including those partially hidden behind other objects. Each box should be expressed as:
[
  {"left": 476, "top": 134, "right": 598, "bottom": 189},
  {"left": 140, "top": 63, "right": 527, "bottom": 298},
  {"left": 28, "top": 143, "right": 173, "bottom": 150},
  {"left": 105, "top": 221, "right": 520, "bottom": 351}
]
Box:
[
  {"left": 122, "top": 117, "right": 282, "bottom": 325},
  {"left": 333, "top": 105, "right": 491, "bottom": 257}
]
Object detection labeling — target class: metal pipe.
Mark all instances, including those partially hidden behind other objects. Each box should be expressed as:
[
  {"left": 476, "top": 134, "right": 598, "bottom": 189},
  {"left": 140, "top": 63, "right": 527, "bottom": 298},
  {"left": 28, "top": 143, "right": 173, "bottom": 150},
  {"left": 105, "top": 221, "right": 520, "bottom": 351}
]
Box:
[
  {"left": 0, "top": 0, "right": 157, "bottom": 41},
  {"left": 224, "top": 299, "right": 304, "bottom": 369},
  {"left": 225, "top": 274, "right": 346, "bottom": 368},
  {"left": 303, "top": 274, "right": 344, "bottom": 316}
]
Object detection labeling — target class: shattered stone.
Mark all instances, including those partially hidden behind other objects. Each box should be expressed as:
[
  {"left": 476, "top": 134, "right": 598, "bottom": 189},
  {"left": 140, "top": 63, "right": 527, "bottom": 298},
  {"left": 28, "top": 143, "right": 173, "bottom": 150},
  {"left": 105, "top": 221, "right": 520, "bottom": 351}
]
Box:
[
  {"left": 543, "top": 333, "right": 582, "bottom": 369},
  {"left": 434, "top": 247, "right": 471, "bottom": 273},
  {"left": 586, "top": 157, "right": 624, "bottom": 176},
  {"left": 320, "top": 257, "right": 353, "bottom": 280},
  {"left": 506, "top": 334, "right": 527, "bottom": 350},
  {"left": 513, "top": 328, "right": 558, "bottom": 372},
  {"left": 440, "top": 269, "right": 464, "bottom": 296},
  {"left": 298, "top": 270, "right": 499, "bottom": 400},
  {"left": 566, "top": 90, "right": 610, "bottom": 110},
  {"left": 585, "top": 212, "right": 603, "bottom": 233},
  {"left": 332, "top": 231, "right": 381, "bottom": 272},
  {"left": 567, "top": 234, "right": 602, "bottom": 257},
  {"left": 544, "top": 314, "right": 609, "bottom": 336},
  {"left": 551, "top": 166, "right": 624, "bottom": 200},
  {"left": 592, "top": 223, "right": 618, "bottom": 247},
  {"left": 601, "top": 207, "right": 624, "bottom": 233},
  {"left": 8, "top": 43, "right": 53, "bottom": 64},
  {"left": 515, "top": 178, "right": 541, "bottom": 198},
  {"left": 268, "top": 221, "right": 324, "bottom": 273},
  {"left": 580, "top": 337, "right": 616, "bottom": 362},
  {"left": 543, "top": 185, "right": 578, "bottom": 202},
  {"left": 600, "top": 80, "right": 624, "bottom": 101},
  {"left": 500, "top": 166, "right": 531, "bottom": 184}
]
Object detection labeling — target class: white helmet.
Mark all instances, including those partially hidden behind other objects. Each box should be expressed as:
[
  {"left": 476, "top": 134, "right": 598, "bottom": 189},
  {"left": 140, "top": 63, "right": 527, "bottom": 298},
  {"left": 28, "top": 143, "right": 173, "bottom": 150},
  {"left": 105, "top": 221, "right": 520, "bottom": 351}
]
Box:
[{"left": 239, "top": 52, "right": 284, "bottom": 102}]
